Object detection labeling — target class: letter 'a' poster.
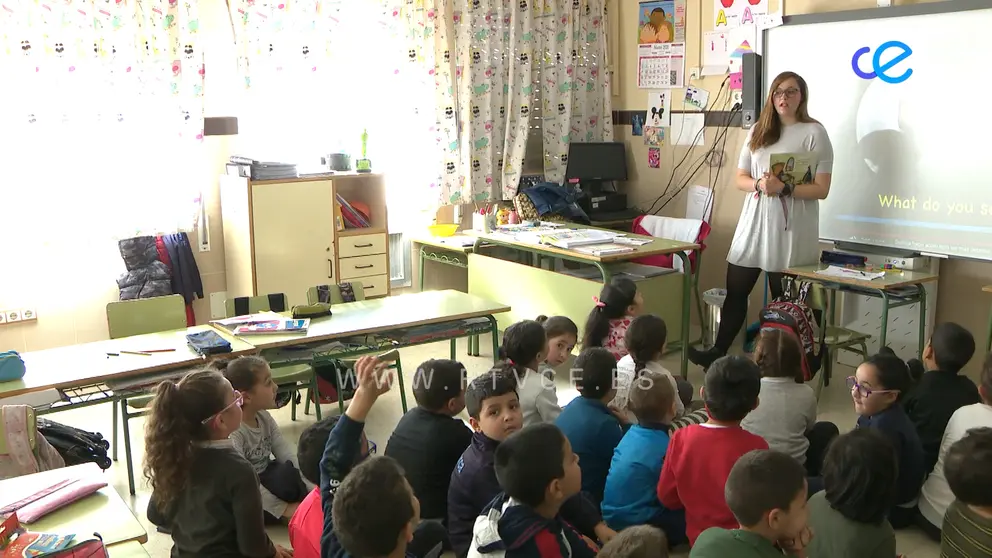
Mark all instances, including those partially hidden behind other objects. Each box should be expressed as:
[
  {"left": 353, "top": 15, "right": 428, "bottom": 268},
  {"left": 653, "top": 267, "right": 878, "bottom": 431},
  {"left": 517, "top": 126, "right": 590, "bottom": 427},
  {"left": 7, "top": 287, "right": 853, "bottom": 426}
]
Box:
[{"left": 714, "top": 0, "right": 769, "bottom": 29}]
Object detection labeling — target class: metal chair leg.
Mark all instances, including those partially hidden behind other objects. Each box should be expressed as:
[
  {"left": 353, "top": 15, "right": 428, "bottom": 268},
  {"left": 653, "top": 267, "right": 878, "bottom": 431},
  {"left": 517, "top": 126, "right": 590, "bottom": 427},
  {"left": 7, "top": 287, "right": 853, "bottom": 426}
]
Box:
[
  {"left": 450, "top": 338, "right": 457, "bottom": 360},
  {"left": 121, "top": 399, "right": 136, "bottom": 495},
  {"left": 291, "top": 389, "right": 298, "bottom": 421},
  {"left": 395, "top": 358, "right": 408, "bottom": 413},
  {"left": 311, "top": 377, "right": 322, "bottom": 421},
  {"left": 304, "top": 386, "right": 312, "bottom": 416},
  {"left": 111, "top": 401, "right": 119, "bottom": 462}
]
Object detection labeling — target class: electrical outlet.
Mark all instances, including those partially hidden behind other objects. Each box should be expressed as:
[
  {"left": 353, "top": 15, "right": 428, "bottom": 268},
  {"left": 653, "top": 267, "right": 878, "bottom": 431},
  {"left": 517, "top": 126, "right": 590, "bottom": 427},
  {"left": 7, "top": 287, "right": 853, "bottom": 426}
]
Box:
[
  {"left": 5, "top": 309, "right": 21, "bottom": 323},
  {"left": 688, "top": 67, "right": 700, "bottom": 81},
  {"left": 732, "top": 91, "right": 743, "bottom": 106},
  {"left": 20, "top": 308, "right": 36, "bottom": 321}
]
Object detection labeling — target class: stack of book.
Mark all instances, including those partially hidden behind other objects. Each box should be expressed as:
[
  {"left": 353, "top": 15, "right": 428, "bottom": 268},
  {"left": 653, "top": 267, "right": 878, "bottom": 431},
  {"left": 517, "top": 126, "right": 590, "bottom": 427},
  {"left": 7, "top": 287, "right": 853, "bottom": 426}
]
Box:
[
  {"left": 336, "top": 194, "right": 371, "bottom": 228},
  {"left": 229, "top": 156, "right": 299, "bottom": 180}
]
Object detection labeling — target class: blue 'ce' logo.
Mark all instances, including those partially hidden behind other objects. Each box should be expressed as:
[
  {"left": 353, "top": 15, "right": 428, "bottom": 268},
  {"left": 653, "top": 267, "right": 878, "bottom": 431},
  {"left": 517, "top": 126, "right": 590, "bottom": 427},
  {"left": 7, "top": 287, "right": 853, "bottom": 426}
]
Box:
[{"left": 852, "top": 41, "right": 913, "bottom": 84}]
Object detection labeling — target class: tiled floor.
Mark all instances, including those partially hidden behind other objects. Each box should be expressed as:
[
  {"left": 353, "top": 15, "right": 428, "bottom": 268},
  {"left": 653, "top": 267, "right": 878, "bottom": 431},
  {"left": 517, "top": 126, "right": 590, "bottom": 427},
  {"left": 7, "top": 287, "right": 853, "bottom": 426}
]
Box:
[{"left": 47, "top": 337, "right": 940, "bottom": 557}]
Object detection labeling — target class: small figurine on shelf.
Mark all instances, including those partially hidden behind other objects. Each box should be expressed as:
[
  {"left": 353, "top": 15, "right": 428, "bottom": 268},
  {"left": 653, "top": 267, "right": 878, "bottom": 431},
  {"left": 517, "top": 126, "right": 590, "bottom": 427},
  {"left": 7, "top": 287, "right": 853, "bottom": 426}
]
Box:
[
  {"left": 356, "top": 129, "right": 372, "bottom": 173},
  {"left": 496, "top": 206, "right": 511, "bottom": 226}
]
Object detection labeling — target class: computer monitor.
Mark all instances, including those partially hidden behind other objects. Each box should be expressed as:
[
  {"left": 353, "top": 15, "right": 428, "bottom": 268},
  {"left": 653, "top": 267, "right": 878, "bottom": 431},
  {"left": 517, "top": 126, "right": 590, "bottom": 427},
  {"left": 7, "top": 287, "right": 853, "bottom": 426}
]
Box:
[{"left": 563, "top": 142, "right": 628, "bottom": 182}]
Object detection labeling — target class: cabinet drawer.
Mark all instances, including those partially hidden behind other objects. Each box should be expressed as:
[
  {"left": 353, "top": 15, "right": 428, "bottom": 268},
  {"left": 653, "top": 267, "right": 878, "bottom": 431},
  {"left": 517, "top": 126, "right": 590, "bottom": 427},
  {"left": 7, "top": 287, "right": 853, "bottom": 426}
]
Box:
[
  {"left": 339, "top": 254, "right": 387, "bottom": 280},
  {"left": 338, "top": 233, "right": 387, "bottom": 258},
  {"left": 351, "top": 274, "right": 389, "bottom": 298}
]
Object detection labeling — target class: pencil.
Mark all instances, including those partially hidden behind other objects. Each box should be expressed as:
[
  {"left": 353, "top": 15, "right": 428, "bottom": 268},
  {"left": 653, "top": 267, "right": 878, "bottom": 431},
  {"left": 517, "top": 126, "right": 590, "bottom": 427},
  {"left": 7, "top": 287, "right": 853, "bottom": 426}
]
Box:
[
  {"left": 121, "top": 350, "right": 153, "bottom": 356},
  {"left": 140, "top": 349, "right": 177, "bottom": 353}
]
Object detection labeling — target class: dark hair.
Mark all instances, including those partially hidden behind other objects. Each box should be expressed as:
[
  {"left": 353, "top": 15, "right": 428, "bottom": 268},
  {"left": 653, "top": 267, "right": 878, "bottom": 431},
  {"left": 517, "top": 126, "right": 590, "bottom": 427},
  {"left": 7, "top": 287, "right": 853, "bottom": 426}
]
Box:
[
  {"left": 217, "top": 355, "right": 269, "bottom": 392},
  {"left": 494, "top": 423, "right": 567, "bottom": 508},
  {"left": 498, "top": 320, "right": 546, "bottom": 371},
  {"left": 465, "top": 369, "right": 518, "bottom": 419},
  {"left": 412, "top": 359, "right": 465, "bottom": 411},
  {"left": 574, "top": 347, "right": 617, "bottom": 399},
  {"left": 822, "top": 429, "right": 898, "bottom": 524},
  {"left": 298, "top": 415, "right": 342, "bottom": 485},
  {"left": 628, "top": 370, "right": 675, "bottom": 424},
  {"left": 332, "top": 456, "right": 415, "bottom": 557},
  {"left": 583, "top": 277, "right": 638, "bottom": 349},
  {"left": 929, "top": 322, "right": 975, "bottom": 374},
  {"left": 754, "top": 329, "right": 804, "bottom": 382},
  {"left": 748, "top": 71, "right": 818, "bottom": 152},
  {"left": 598, "top": 525, "right": 667, "bottom": 558},
  {"left": 944, "top": 427, "right": 992, "bottom": 507},
  {"left": 144, "top": 370, "right": 231, "bottom": 511},
  {"left": 704, "top": 355, "right": 761, "bottom": 422},
  {"left": 725, "top": 449, "right": 807, "bottom": 527},
  {"left": 862, "top": 352, "right": 912, "bottom": 402},
  {"left": 983, "top": 353, "right": 992, "bottom": 398},
  {"left": 625, "top": 314, "right": 667, "bottom": 374},
  {"left": 537, "top": 315, "right": 579, "bottom": 341}
]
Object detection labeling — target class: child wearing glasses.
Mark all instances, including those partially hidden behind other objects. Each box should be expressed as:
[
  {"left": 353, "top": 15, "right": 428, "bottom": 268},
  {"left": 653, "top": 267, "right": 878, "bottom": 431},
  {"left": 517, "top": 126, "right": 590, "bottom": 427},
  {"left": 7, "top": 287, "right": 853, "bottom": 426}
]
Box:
[
  {"left": 850, "top": 352, "right": 925, "bottom": 529},
  {"left": 221, "top": 356, "right": 311, "bottom": 523},
  {"left": 145, "top": 369, "right": 292, "bottom": 558}
]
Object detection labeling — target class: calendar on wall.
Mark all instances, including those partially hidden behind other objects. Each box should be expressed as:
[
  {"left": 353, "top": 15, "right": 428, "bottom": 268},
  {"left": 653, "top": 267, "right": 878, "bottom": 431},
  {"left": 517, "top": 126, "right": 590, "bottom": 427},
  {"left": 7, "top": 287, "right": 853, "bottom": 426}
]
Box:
[{"left": 637, "top": 42, "right": 685, "bottom": 89}]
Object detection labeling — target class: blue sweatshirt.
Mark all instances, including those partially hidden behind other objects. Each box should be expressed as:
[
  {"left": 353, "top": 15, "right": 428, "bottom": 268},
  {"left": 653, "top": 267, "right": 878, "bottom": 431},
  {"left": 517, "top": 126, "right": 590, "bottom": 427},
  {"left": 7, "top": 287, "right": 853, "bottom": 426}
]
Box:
[
  {"left": 602, "top": 423, "right": 680, "bottom": 531},
  {"left": 555, "top": 397, "right": 628, "bottom": 504},
  {"left": 856, "top": 405, "right": 925, "bottom": 506}
]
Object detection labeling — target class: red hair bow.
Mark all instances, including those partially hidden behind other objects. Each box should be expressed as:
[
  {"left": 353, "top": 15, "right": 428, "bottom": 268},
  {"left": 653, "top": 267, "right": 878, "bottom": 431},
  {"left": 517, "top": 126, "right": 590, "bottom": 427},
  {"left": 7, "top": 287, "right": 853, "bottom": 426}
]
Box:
[{"left": 592, "top": 296, "right": 606, "bottom": 308}]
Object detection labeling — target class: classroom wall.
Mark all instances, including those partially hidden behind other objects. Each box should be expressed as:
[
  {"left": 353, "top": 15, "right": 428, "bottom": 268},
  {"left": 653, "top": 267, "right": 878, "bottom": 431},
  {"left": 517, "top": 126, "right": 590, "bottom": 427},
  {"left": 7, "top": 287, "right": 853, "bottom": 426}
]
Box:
[
  {"left": 0, "top": 3, "right": 237, "bottom": 353},
  {"left": 614, "top": 0, "right": 992, "bottom": 380}
]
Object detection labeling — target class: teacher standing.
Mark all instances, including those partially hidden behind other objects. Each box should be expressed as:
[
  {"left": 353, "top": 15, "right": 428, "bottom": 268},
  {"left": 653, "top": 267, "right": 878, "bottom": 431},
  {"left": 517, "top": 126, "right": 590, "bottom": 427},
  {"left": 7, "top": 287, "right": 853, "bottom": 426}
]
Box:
[{"left": 689, "top": 71, "right": 834, "bottom": 369}]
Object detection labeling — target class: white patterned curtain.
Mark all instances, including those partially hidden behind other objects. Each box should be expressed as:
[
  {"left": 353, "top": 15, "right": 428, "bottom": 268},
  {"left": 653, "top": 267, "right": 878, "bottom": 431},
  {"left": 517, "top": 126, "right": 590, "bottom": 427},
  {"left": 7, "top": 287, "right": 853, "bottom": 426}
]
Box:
[
  {"left": 229, "top": 0, "right": 443, "bottom": 227},
  {"left": 0, "top": 0, "right": 206, "bottom": 240}
]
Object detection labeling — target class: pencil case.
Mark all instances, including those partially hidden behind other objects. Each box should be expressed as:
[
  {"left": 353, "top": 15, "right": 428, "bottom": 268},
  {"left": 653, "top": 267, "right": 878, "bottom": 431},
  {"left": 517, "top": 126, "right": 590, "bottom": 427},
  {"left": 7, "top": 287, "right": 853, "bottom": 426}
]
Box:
[
  {"left": 186, "top": 331, "right": 232, "bottom": 356},
  {"left": 292, "top": 303, "right": 332, "bottom": 320},
  {"left": 0, "top": 351, "right": 26, "bottom": 382}
]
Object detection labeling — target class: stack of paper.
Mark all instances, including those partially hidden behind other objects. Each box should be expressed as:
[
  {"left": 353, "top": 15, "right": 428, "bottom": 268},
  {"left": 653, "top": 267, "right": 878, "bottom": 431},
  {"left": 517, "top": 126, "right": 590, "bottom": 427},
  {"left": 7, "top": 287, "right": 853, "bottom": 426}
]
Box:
[
  {"left": 573, "top": 244, "right": 635, "bottom": 256},
  {"left": 814, "top": 265, "right": 885, "bottom": 281},
  {"left": 540, "top": 230, "right": 620, "bottom": 249}
]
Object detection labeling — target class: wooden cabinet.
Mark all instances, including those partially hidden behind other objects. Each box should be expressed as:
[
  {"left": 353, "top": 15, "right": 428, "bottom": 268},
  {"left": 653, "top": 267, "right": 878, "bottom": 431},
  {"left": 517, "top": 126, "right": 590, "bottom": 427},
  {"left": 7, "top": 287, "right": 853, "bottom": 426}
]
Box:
[{"left": 220, "top": 173, "right": 390, "bottom": 307}]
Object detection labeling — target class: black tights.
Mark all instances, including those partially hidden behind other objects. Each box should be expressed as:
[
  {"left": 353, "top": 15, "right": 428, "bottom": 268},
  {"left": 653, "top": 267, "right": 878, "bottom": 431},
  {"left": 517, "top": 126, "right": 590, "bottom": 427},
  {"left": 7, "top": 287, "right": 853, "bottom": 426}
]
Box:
[{"left": 714, "top": 264, "right": 784, "bottom": 353}]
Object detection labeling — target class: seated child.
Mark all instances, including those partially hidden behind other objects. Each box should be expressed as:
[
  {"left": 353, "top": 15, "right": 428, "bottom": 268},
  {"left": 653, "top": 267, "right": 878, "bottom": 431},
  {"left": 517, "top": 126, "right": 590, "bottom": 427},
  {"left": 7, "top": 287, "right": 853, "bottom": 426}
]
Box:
[
  {"left": 556, "top": 347, "right": 630, "bottom": 504},
  {"left": 497, "top": 320, "right": 560, "bottom": 427},
  {"left": 290, "top": 415, "right": 341, "bottom": 558},
  {"left": 918, "top": 353, "right": 992, "bottom": 539},
  {"left": 806, "top": 428, "right": 898, "bottom": 558},
  {"left": 384, "top": 359, "right": 472, "bottom": 522},
  {"left": 691, "top": 450, "right": 811, "bottom": 558},
  {"left": 448, "top": 369, "right": 611, "bottom": 558},
  {"left": 598, "top": 526, "right": 668, "bottom": 558},
  {"left": 850, "top": 352, "right": 925, "bottom": 529},
  {"left": 614, "top": 314, "right": 692, "bottom": 422},
  {"left": 940, "top": 426, "right": 992, "bottom": 557},
  {"left": 468, "top": 423, "right": 597, "bottom": 558},
  {"left": 320, "top": 356, "right": 448, "bottom": 558},
  {"left": 903, "top": 322, "right": 980, "bottom": 473},
  {"left": 583, "top": 277, "right": 643, "bottom": 360},
  {"left": 658, "top": 355, "right": 768, "bottom": 545},
  {"left": 536, "top": 314, "right": 578, "bottom": 376},
  {"left": 741, "top": 329, "right": 839, "bottom": 476},
  {"left": 602, "top": 370, "right": 687, "bottom": 545},
  {"left": 145, "top": 370, "right": 291, "bottom": 558},
  {"left": 222, "top": 356, "right": 309, "bottom": 522}
]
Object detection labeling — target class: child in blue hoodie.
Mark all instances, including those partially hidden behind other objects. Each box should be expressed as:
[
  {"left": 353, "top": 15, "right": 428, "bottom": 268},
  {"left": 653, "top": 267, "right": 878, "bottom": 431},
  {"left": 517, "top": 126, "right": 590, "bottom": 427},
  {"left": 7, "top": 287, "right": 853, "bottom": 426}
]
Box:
[
  {"left": 468, "top": 423, "right": 599, "bottom": 558},
  {"left": 602, "top": 370, "right": 687, "bottom": 545}
]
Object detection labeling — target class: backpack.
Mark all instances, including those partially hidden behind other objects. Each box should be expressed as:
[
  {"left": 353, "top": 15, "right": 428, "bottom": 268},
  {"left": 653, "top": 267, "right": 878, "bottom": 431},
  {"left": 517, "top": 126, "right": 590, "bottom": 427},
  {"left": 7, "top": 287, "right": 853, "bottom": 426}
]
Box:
[
  {"left": 36, "top": 419, "right": 112, "bottom": 471},
  {"left": 0, "top": 513, "right": 108, "bottom": 557},
  {"left": 758, "top": 277, "right": 823, "bottom": 382}
]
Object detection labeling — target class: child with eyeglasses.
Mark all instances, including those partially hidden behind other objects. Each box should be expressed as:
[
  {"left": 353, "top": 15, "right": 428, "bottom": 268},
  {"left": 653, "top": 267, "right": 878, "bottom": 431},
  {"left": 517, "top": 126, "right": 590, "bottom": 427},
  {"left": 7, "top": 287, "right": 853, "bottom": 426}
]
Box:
[
  {"left": 850, "top": 352, "right": 925, "bottom": 529},
  {"left": 144, "top": 369, "right": 292, "bottom": 558}
]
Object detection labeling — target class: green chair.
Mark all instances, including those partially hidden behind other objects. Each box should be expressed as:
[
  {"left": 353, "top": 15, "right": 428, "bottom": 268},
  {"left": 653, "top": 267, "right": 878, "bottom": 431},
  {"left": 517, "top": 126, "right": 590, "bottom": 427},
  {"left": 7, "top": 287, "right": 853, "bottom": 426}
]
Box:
[
  {"left": 106, "top": 294, "right": 188, "bottom": 495},
  {"left": 331, "top": 349, "right": 407, "bottom": 416},
  {"left": 225, "top": 293, "right": 321, "bottom": 422},
  {"left": 807, "top": 284, "right": 870, "bottom": 393}
]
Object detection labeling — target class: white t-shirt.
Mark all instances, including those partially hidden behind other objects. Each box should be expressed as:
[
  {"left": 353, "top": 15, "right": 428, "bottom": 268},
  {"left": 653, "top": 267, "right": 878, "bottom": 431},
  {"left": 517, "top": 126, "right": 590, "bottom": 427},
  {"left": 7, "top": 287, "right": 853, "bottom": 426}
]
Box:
[
  {"left": 614, "top": 356, "right": 684, "bottom": 419},
  {"left": 918, "top": 403, "right": 992, "bottom": 528},
  {"left": 729, "top": 121, "right": 834, "bottom": 271},
  {"left": 517, "top": 367, "right": 562, "bottom": 427}
]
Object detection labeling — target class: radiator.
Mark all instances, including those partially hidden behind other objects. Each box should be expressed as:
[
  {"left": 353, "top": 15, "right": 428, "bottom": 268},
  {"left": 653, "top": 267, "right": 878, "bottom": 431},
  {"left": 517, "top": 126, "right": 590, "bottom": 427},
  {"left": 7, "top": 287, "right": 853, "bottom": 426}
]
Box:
[{"left": 389, "top": 233, "right": 411, "bottom": 287}]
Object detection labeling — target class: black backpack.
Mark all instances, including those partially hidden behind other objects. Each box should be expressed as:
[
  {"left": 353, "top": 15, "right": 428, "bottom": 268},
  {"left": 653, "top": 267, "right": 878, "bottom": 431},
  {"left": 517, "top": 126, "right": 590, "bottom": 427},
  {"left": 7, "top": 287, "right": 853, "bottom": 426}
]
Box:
[{"left": 37, "top": 419, "right": 112, "bottom": 471}]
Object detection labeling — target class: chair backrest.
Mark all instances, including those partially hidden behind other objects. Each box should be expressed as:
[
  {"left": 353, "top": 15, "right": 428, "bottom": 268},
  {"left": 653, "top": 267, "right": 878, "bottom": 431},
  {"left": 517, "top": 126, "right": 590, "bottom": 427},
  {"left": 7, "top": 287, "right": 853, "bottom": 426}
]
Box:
[
  {"left": 224, "top": 293, "right": 290, "bottom": 318},
  {"left": 106, "top": 295, "right": 188, "bottom": 339},
  {"left": 306, "top": 282, "right": 366, "bottom": 305}
]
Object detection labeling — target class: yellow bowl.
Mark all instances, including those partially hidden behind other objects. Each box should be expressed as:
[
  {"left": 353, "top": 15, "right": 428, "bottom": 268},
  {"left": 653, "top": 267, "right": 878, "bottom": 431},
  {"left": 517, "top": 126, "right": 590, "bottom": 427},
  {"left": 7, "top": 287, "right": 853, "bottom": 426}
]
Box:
[{"left": 429, "top": 224, "right": 459, "bottom": 237}]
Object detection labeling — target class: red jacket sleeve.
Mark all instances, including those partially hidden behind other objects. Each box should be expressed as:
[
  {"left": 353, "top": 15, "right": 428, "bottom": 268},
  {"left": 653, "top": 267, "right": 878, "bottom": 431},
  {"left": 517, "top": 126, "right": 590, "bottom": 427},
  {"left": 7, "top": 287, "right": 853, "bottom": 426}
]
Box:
[{"left": 657, "top": 429, "right": 683, "bottom": 510}]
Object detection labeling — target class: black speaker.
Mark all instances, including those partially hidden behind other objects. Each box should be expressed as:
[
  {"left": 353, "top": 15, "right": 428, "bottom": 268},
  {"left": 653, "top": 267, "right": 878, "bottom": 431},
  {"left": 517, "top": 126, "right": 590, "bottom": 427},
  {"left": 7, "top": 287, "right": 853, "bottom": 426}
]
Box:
[{"left": 742, "top": 51, "right": 762, "bottom": 129}]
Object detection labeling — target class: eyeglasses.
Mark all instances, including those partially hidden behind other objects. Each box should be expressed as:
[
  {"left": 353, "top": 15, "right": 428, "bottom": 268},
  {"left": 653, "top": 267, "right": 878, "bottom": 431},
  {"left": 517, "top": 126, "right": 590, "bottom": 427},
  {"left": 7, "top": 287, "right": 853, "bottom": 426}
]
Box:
[
  {"left": 772, "top": 88, "right": 799, "bottom": 99},
  {"left": 201, "top": 390, "right": 244, "bottom": 425},
  {"left": 846, "top": 377, "right": 898, "bottom": 398}
]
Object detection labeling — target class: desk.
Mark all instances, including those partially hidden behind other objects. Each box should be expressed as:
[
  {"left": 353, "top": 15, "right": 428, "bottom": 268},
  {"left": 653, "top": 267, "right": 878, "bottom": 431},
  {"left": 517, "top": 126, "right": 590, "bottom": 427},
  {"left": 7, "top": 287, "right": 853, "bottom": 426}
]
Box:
[
  {"left": 984, "top": 285, "right": 992, "bottom": 353},
  {"left": 0, "top": 464, "right": 147, "bottom": 547},
  {"left": 471, "top": 225, "right": 698, "bottom": 379},
  {"left": 0, "top": 325, "right": 255, "bottom": 409},
  {"left": 107, "top": 542, "right": 150, "bottom": 557},
  {"left": 785, "top": 264, "right": 939, "bottom": 357}
]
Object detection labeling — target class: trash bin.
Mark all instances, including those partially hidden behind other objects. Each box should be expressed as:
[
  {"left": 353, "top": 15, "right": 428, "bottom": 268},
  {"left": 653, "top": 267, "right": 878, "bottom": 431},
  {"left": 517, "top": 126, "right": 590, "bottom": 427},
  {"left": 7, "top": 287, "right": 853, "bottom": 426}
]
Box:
[{"left": 702, "top": 288, "right": 727, "bottom": 348}]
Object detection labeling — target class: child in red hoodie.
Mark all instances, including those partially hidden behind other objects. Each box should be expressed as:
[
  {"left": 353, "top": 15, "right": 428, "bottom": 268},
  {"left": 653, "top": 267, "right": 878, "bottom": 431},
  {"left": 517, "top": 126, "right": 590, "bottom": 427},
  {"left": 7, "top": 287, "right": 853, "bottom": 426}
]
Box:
[{"left": 657, "top": 355, "right": 768, "bottom": 545}]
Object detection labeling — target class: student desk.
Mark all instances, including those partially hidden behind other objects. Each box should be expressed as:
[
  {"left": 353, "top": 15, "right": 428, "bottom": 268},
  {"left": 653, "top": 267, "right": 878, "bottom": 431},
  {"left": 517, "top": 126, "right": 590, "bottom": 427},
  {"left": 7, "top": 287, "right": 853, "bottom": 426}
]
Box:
[
  {"left": 0, "top": 463, "right": 148, "bottom": 547},
  {"left": 0, "top": 326, "right": 255, "bottom": 410},
  {"left": 984, "top": 285, "right": 992, "bottom": 353},
  {"left": 469, "top": 226, "right": 699, "bottom": 379},
  {"left": 107, "top": 542, "right": 150, "bottom": 557},
  {"left": 785, "top": 264, "right": 939, "bottom": 358}
]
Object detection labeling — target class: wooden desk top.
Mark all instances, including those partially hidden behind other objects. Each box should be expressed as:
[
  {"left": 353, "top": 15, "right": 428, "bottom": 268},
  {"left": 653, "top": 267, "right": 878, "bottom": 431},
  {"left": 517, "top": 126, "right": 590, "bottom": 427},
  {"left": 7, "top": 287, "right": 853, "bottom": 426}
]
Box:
[
  {"left": 786, "top": 264, "right": 939, "bottom": 290},
  {"left": 472, "top": 224, "right": 699, "bottom": 263},
  {"left": 217, "top": 289, "right": 511, "bottom": 351},
  {"left": 0, "top": 464, "right": 147, "bottom": 546},
  {"left": 0, "top": 325, "right": 256, "bottom": 398},
  {"left": 412, "top": 235, "right": 477, "bottom": 253}
]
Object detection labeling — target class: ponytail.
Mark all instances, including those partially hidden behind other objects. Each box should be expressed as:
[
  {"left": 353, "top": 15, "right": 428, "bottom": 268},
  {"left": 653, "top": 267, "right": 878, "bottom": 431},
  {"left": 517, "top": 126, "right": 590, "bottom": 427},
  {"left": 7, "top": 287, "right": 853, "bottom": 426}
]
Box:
[
  {"left": 753, "top": 329, "right": 803, "bottom": 382},
  {"left": 583, "top": 278, "right": 638, "bottom": 349},
  {"left": 624, "top": 314, "right": 667, "bottom": 381},
  {"left": 144, "top": 369, "right": 229, "bottom": 512},
  {"left": 499, "top": 320, "right": 546, "bottom": 372}
]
